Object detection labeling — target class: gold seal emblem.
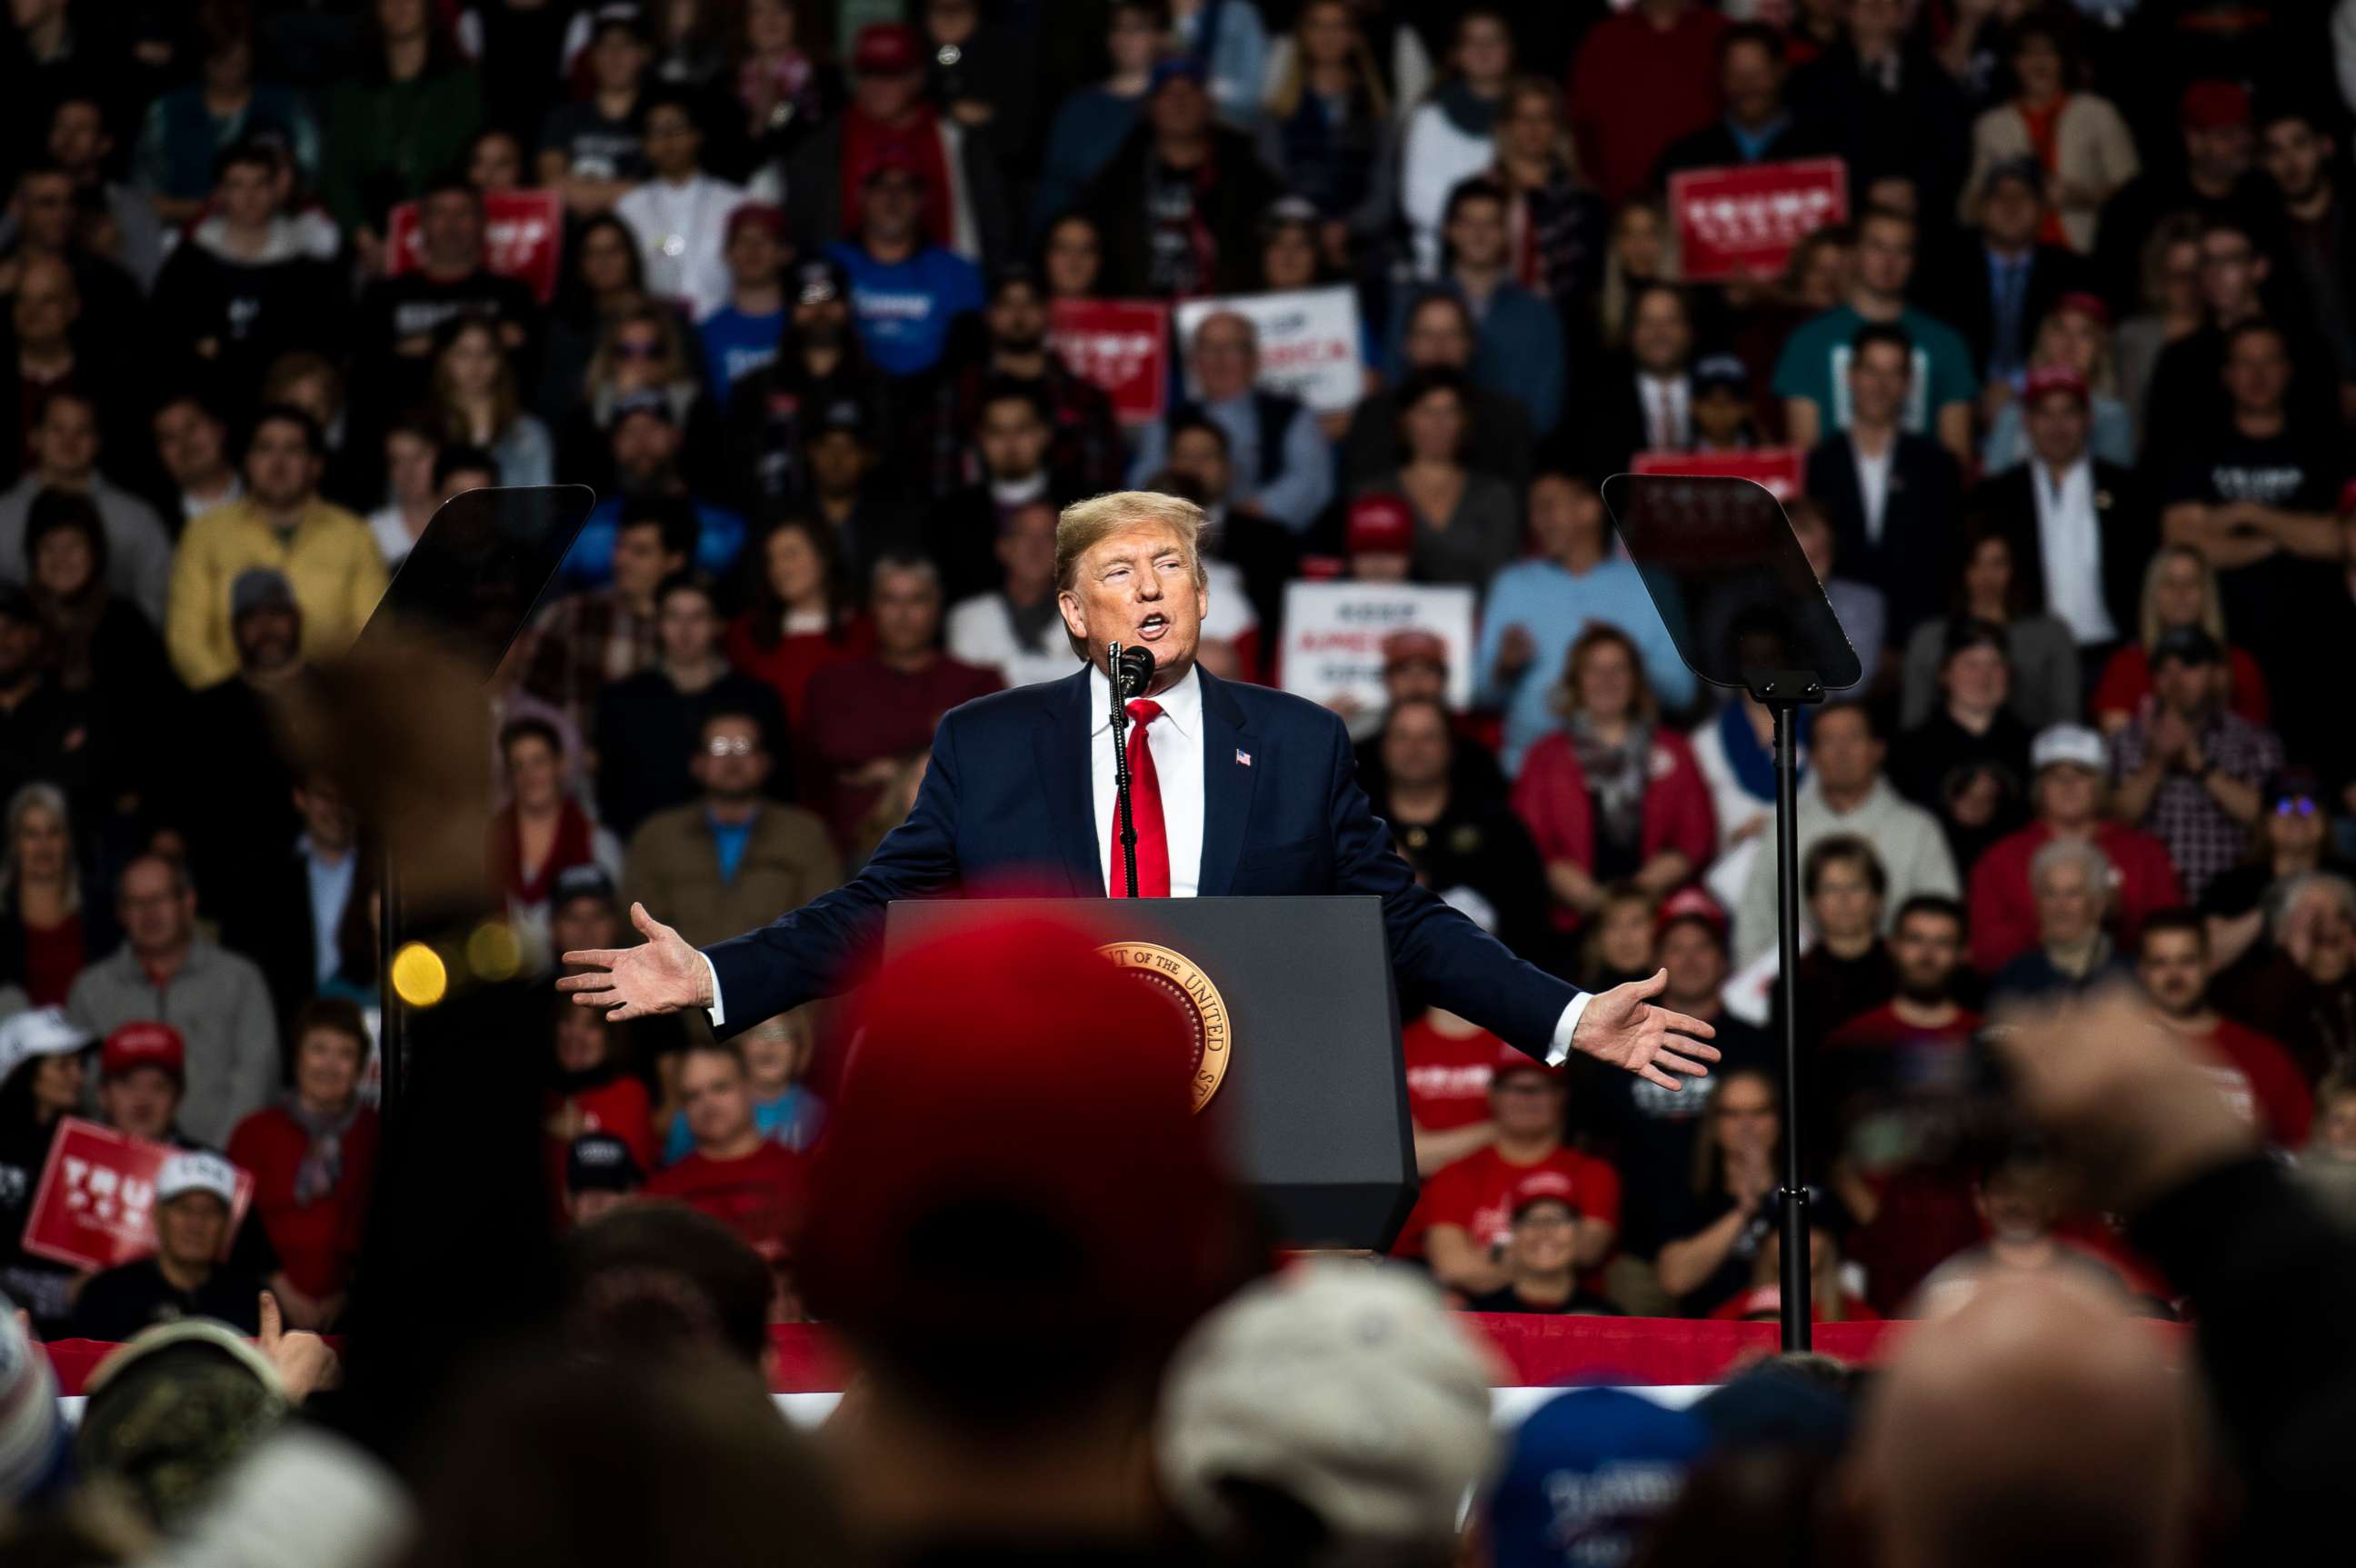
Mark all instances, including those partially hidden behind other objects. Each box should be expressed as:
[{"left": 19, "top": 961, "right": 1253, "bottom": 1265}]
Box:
[{"left": 1098, "top": 942, "right": 1232, "bottom": 1113}]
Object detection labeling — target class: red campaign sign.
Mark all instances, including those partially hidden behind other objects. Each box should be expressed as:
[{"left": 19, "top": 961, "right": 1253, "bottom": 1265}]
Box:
[
  {"left": 1048, "top": 299, "right": 1172, "bottom": 426},
  {"left": 1629, "top": 446, "right": 1806, "bottom": 502},
  {"left": 1668, "top": 159, "right": 1849, "bottom": 282},
  {"left": 385, "top": 188, "right": 566, "bottom": 304},
  {"left": 20, "top": 1118, "right": 255, "bottom": 1273}
]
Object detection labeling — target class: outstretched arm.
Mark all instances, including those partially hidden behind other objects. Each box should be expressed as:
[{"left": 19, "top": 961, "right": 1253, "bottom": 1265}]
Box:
[
  {"left": 562, "top": 717, "right": 966, "bottom": 1029},
  {"left": 1323, "top": 714, "right": 1717, "bottom": 1086}
]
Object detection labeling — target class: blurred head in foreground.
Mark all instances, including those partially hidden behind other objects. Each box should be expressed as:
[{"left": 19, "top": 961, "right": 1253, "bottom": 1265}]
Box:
[
  {"left": 394, "top": 1353, "right": 844, "bottom": 1568},
  {"left": 1849, "top": 1274, "right": 2198, "bottom": 1568},
  {"left": 1157, "top": 1261, "right": 1501, "bottom": 1568},
  {"left": 806, "top": 915, "right": 1241, "bottom": 1538},
  {"left": 75, "top": 1322, "right": 289, "bottom": 1530}
]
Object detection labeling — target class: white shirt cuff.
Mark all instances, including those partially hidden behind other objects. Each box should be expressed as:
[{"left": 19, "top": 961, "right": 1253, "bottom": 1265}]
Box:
[
  {"left": 700, "top": 952, "right": 725, "bottom": 1029},
  {"left": 1545, "top": 992, "right": 1594, "bottom": 1066}
]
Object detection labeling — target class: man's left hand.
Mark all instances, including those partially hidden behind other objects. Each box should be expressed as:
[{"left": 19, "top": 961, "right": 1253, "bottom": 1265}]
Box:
[{"left": 1571, "top": 968, "right": 1721, "bottom": 1091}]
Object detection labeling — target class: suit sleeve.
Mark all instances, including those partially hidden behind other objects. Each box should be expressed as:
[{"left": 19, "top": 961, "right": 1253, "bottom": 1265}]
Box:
[
  {"left": 1323, "top": 707, "right": 1581, "bottom": 1054},
  {"left": 700, "top": 704, "right": 966, "bottom": 1034}
]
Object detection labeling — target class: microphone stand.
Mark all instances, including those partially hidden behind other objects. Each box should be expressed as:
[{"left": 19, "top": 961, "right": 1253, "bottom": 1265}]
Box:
[{"left": 1107, "top": 641, "right": 1140, "bottom": 898}]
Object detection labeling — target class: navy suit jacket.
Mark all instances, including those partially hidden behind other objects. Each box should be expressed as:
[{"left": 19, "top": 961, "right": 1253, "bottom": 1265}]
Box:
[{"left": 704, "top": 666, "right": 1583, "bottom": 1053}]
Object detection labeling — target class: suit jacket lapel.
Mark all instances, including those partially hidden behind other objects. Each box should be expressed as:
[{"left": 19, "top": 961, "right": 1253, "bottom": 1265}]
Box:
[
  {"left": 1194, "top": 669, "right": 1258, "bottom": 898},
  {"left": 1036, "top": 668, "right": 1103, "bottom": 895}
]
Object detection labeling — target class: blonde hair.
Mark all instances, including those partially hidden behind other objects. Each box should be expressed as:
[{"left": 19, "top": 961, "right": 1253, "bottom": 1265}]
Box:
[
  {"left": 1265, "top": 0, "right": 1390, "bottom": 122},
  {"left": 0, "top": 782, "right": 78, "bottom": 916},
  {"left": 1054, "top": 491, "right": 1208, "bottom": 594},
  {"left": 2138, "top": 544, "right": 2227, "bottom": 651},
  {"left": 1053, "top": 491, "right": 1210, "bottom": 659}
]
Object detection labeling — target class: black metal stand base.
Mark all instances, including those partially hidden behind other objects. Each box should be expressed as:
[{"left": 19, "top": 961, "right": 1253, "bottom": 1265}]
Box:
[{"left": 1751, "top": 670, "right": 1828, "bottom": 1353}]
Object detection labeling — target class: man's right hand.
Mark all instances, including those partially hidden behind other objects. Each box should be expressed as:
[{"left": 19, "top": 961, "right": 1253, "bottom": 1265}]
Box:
[{"left": 559, "top": 903, "right": 713, "bottom": 1021}]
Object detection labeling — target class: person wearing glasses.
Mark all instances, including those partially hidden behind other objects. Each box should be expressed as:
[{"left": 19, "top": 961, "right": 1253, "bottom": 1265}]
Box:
[
  {"left": 621, "top": 708, "right": 840, "bottom": 952},
  {"left": 594, "top": 574, "right": 790, "bottom": 840}
]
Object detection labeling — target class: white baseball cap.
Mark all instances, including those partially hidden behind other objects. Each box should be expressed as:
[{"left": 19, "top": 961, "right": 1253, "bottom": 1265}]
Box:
[
  {"left": 2031, "top": 723, "right": 2108, "bottom": 774},
  {"left": 155, "top": 1151, "right": 239, "bottom": 1207},
  {"left": 0, "top": 1006, "right": 91, "bottom": 1090},
  {"left": 1157, "top": 1261, "right": 1504, "bottom": 1554}
]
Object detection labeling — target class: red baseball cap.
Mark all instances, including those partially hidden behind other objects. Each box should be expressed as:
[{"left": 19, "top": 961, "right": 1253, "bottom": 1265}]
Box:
[
  {"left": 1508, "top": 1168, "right": 1580, "bottom": 1220},
  {"left": 2050, "top": 290, "right": 2111, "bottom": 329},
  {"left": 2180, "top": 79, "right": 2251, "bottom": 131},
  {"left": 1381, "top": 627, "right": 1448, "bottom": 674},
  {"left": 801, "top": 916, "right": 1233, "bottom": 1333},
  {"left": 725, "top": 201, "right": 786, "bottom": 243},
  {"left": 852, "top": 22, "right": 922, "bottom": 76},
  {"left": 1347, "top": 494, "right": 1414, "bottom": 555},
  {"left": 1491, "top": 1042, "right": 1558, "bottom": 1083},
  {"left": 102, "top": 1022, "right": 185, "bottom": 1083},
  {"left": 1655, "top": 885, "right": 1729, "bottom": 942},
  {"left": 2022, "top": 364, "right": 2090, "bottom": 408}
]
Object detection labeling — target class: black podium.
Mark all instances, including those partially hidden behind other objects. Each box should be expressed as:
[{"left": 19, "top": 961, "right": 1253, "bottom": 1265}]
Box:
[{"left": 885, "top": 896, "right": 1416, "bottom": 1250}]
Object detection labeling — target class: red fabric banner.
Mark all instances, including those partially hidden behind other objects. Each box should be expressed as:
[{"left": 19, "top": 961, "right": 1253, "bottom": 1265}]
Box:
[
  {"left": 1668, "top": 159, "right": 1849, "bottom": 282},
  {"left": 1048, "top": 299, "right": 1172, "bottom": 426},
  {"left": 44, "top": 1316, "right": 1904, "bottom": 1397},
  {"left": 384, "top": 189, "right": 566, "bottom": 304},
  {"left": 1629, "top": 446, "right": 1805, "bottom": 503}
]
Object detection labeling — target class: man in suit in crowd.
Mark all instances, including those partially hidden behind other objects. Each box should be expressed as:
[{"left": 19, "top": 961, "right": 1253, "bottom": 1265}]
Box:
[
  {"left": 1926, "top": 159, "right": 2091, "bottom": 388},
  {"left": 1802, "top": 322, "right": 1963, "bottom": 645},
  {"left": 1972, "top": 366, "right": 2152, "bottom": 660},
  {"left": 564, "top": 492, "right": 1722, "bottom": 1090}
]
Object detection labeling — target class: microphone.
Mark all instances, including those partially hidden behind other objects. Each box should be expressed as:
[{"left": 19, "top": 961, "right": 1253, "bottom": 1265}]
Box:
[
  {"left": 1106, "top": 643, "right": 1152, "bottom": 897},
  {"left": 1113, "top": 644, "right": 1155, "bottom": 699}
]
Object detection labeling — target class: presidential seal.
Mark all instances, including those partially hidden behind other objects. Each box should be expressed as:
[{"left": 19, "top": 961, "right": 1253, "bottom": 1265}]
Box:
[{"left": 1097, "top": 942, "right": 1231, "bottom": 1114}]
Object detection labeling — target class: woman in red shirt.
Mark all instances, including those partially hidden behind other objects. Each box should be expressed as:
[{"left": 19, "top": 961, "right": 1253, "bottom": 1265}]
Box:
[
  {"left": 724, "top": 514, "right": 872, "bottom": 729},
  {"left": 1512, "top": 626, "right": 1716, "bottom": 933},
  {"left": 226, "top": 999, "right": 381, "bottom": 1323},
  {"left": 543, "top": 998, "right": 655, "bottom": 1179},
  {"left": 2091, "top": 544, "right": 2271, "bottom": 734},
  {"left": 0, "top": 783, "right": 105, "bottom": 1007}
]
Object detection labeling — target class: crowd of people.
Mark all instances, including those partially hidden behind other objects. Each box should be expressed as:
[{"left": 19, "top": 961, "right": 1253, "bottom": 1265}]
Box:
[{"left": 0, "top": 0, "right": 2354, "bottom": 1513}]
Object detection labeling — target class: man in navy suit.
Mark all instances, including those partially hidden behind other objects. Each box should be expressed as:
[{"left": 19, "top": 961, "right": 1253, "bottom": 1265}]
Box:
[{"left": 563, "top": 493, "right": 1720, "bottom": 1089}]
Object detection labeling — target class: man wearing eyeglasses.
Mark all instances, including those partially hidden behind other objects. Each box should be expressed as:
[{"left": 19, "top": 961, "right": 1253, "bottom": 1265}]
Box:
[
  {"left": 621, "top": 709, "right": 840, "bottom": 952},
  {"left": 594, "top": 572, "right": 790, "bottom": 840}
]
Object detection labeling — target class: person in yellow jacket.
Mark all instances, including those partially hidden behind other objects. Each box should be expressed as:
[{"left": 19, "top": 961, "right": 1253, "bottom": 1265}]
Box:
[{"left": 166, "top": 406, "right": 389, "bottom": 689}]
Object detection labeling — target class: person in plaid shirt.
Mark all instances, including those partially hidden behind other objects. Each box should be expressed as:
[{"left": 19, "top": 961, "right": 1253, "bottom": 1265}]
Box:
[
  {"left": 521, "top": 501, "right": 696, "bottom": 740},
  {"left": 2111, "top": 624, "right": 2283, "bottom": 901},
  {"left": 923, "top": 265, "right": 1124, "bottom": 500}
]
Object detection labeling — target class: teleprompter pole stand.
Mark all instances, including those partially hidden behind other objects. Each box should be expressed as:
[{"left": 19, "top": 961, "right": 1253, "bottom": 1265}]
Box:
[
  {"left": 1108, "top": 642, "right": 1140, "bottom": 898},
  {"left": 1755, "top": 668, "right": 1827, "bottom": 1352}
]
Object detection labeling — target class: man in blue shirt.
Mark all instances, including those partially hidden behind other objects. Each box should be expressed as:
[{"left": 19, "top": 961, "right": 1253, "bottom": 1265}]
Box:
[
  {"left": 697, "top": 204, "right": 789, "bottom": 409},
  {"left": 828, "top": 155, "right": 985, "bottom": 380},
  {"left": 1128, "top": 310, "right": 1334, "bottom": 531},
  {"left": 1478, "top": 471, "right": 1694, "bottom": 776}
]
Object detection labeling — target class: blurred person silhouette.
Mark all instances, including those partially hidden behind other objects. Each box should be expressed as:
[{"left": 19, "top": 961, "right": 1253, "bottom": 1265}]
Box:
[
  {"left": 1850, "top": 1272, "right": 2197, "bottom": 1568},
  {"left": 1158, "top": 1260, "right": 1502, "bottom": 1567},
  {"left": 806, "top": 916, "right": 1244, "bottom": 1561},
  {"left": 391, "top": 1353, "right": 847, "bottom": 1568},
  {"left": 1488, "top": 1386, "right": 1707, "bottom": 1568}
]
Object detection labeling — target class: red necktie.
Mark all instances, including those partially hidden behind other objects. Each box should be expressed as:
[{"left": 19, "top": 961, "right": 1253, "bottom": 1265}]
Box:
[{"left": 1110, "top": 698, "right": 1170, "bottom": 897}]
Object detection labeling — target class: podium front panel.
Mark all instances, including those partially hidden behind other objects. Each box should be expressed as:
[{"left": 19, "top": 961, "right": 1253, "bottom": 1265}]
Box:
[{"left": 884, "top": 897, "right": 1414, "bottom": 1249}]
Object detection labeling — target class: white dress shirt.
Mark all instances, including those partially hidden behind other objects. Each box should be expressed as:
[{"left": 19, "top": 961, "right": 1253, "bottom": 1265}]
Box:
[
  {"left": 1852, "top": 438, "right": 1895, "bottom": 544},
  {"left": 705, "top": 658, "right": 1596, "bottom": 1058},
  {"left": 2032, "top": 456, "right": 2117, "bottom": 644},
  {"left": 1090, "top": 663, "right": 1207, "bottom": 898},
  {"left": 1637, "top": 372, "right": 1691, "bottom": 450}
]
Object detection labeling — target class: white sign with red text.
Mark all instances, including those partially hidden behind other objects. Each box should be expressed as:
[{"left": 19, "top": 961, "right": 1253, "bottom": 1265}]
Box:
[
  {"left": 1278, "top": 581, "right": 1477, "bottom": 712},
  {"left": 1174, "top": 285, "right": 1365, "bottom": 414}
]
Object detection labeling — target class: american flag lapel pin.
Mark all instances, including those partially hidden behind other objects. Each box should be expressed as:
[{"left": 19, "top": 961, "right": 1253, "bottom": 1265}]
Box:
[{"left": 1235, "top": 748, "right": 1253, "bottom": 767}]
